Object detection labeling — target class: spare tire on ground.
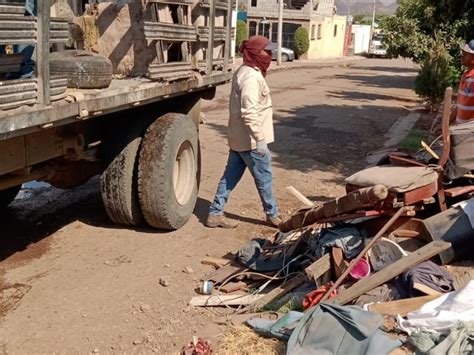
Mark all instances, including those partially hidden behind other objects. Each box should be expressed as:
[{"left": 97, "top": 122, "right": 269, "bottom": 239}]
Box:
[{"left": 50, "top": 50, "right": 113, "bottom": 89}]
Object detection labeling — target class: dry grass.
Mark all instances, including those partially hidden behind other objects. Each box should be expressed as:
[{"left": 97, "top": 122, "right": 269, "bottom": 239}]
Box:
[{"left": 217, "top": 326, "right": 286, "bottom": 355}]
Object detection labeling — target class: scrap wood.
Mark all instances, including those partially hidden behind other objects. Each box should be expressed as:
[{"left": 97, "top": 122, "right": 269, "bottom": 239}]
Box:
[
  {"left": 421, "top": 140, "right": 440, "bottom": 160},
  {"left": 202, "top": 261, "right": 247, "bottom": 284},
  {"left": 279, "top": 184, "right": 389, "bottom": 232},
  {"left": 453, "top": 269, "right": 474, "bottom": 290},
  {"left": 332, "top": 241, "right": 452, "bottom": 305},
  {"left": 244, "top": 273, "right": 306, "bottom": 312},
  {"left": 201, "top": 257, "right": 230, "bottom": 269},
  {"left": 286, "top": 185, "right": 315, "bottom": 207},
  {"left": 220, "top": 281, "right": 248, "bottom": 293},
  {"left": 305, "top": 253, "right": 331, "bottom": 282},
  {"left": 413, "top": 282, "right": 443, "bottom": 296},
  {"left": 189, "top": 294, "right": 264, "bottom": 307},
  {"left": 368, "top": 295, "right": 440, "bottom": 316},
  {"left": 321, "top": 207, "right": 409, "bottom": 303}
]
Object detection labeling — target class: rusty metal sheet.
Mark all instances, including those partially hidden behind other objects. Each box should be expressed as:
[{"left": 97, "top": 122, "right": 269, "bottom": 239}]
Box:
[{"left": 144, "top": 22, "right": 197, "bottom": 42}]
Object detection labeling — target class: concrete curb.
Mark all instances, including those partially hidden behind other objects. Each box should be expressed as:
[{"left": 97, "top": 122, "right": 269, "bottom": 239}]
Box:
[{"left": 366, "top": 108, "right": 424, "bottom": 166}]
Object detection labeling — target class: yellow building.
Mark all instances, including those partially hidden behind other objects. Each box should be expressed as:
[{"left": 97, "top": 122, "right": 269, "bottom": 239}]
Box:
[
  {"left": 247, "top": 0, "right": 347, "bottom": 59},
  {"left": 306, "top": 15, "right": 347, "bottom": 59}
]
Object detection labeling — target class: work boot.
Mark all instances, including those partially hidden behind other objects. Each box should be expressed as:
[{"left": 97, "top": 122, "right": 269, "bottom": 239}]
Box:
[
  {"left": 266, "top": 215, "right": 282, "bottom": 228},
  {"left": 206, "top": 214, "right": 239, "bottom": 229}
]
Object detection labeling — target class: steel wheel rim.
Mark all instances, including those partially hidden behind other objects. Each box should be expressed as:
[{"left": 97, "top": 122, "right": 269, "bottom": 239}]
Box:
[{"left": 173, "top": 140, "right": 195, "bottom": 206}]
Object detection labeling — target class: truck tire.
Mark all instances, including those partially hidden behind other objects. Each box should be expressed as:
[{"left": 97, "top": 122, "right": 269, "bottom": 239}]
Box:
[
  {"left": 138, "top": 113, "right": 199, "bottom": 230},
  {"left": 101, "top": 136, "right": 143, "bottom": 226},
  {"left": 50, "top": 50, "right": 113, "bottom": 89},
  {"left": 0, "top": 185, "right": 20, "bottom": 209}
]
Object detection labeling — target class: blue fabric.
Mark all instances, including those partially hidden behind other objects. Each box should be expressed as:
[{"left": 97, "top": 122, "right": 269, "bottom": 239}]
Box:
[
  {"left": 287, "top": 303, "right": 402, "bottom": 355},
  {"left": 209, "top": 149, "right": 278, "bottom": 218}
]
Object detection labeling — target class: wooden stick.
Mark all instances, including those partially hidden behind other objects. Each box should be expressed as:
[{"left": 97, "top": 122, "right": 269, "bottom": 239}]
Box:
[
  {"left": 286, "top": 186, "right": 314, "bottom": 207},
  {"left": 320, "top": 207, "right": 407, "bottom": 302},
  {"left": 368, "top": 295, "right": 440, "bottom": 316},
  {"left": 189, "top": 294, "right": 264, "bottom": 307},
  {"left": 421, "top": 140, "right": 440, "bottom": 160},
  {"left": 439, "top": 87, "right": 453, "bottom": 168},
  {"left": 332, "top": 241, "right": 452, "bottom": 305}
]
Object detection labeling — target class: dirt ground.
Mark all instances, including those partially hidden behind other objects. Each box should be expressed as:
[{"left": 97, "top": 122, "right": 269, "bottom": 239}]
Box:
[{"left": 0, "top": 58, "right": 419, "bottom": 353}]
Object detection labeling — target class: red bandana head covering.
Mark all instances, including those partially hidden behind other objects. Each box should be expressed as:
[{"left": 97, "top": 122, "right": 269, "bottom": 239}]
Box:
[{"left": 239, "top": 35, "right": 272, "bottom": 77}]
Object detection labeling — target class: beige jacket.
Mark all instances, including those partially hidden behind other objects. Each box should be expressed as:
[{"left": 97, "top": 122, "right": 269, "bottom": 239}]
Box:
[{"left": 227, "top": 65, "right": 275, "bottom": 152}]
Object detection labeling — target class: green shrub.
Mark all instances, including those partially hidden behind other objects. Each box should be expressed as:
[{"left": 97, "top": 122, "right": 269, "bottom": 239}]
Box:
[
  {"left": 293, "top": 26, "right": 309, "bottom": 57},
  {"left": 414, "top": 40, "right": 461, "bottom": 108},
  {"left": 236, "top": 20, "right": 248, "bottom": 51}
]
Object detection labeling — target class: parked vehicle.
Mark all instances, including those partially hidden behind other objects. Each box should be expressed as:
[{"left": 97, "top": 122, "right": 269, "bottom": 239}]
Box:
[
  {"left": 271, "top": 45, "right": 295, "bottom": 62},
  {"left": 368, "top": 33, "right": 387, "bottom": 57},
  {"left": 0, "top": 0, "right": 234, "bottom": 231}
]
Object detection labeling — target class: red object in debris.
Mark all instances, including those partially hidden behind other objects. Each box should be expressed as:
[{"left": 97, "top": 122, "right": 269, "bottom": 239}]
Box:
[
  {"left": 303, "top": 282, "right": 338, "bottom": 310},
  {"left": 180, "top": 337, "right": 212, "bottom": 355},
  {"left": 349, "top": 258, "right": 371, "bottom": 280}
]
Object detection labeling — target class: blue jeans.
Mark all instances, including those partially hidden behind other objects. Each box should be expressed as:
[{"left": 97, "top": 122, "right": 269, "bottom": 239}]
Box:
[{"left": 209, "top": 149, "right": 279, "bottom": 218}]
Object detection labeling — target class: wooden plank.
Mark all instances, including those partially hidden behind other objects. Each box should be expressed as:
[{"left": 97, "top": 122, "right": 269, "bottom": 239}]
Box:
[
  {"left": 189, "top": 294, "right": 264, "bottom": 307},
  {"left": 453, "top": 270, "right": 474, "bottom": 290},
  {"left": 305, "top": 253, "right": 330, "bottom": 282},
  {"left": 368, "top": 295, "right": 440, "bottom": 316},
  {"left": 332, "top": 241, "right": 452, "bottom": 305},
  {"left": 413, "top": 282, "right": 443, "bottom": 296},
  {"left": 246, "top": 273, "right": 306, "bottom": 311},
  {"left": 202, "top": 261, "right": 246, "bottom": 284},
  {"left": 445, "top": 185, "right": 474, "bottom": 198},
  {"left": 37, "top": 0, "right": 51, "bottom": 105},
  {"left": 220, "top": 281, "right": 248, "bottom": 293},
  {"left": 287, "top": 186, "right": 314, "bottom": 207},
  {"left": 200, "top": 257, "right": 230, "bottom": 269}
]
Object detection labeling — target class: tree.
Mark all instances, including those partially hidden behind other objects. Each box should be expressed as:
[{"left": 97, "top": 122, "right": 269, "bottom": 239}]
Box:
[
  {"left": 383, "top": 0, "right": 474, "bottom": 104},
  {"left": 236, "top": 20, "right": 248, "bottom": 51},
  {"left": 294, "top": 26, "right": 310, "bottom": 57}
]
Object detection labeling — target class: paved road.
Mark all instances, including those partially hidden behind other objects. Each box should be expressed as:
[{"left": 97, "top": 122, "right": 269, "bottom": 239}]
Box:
[{"left": 0, "top": 58, "right": 418, "bottom": 353}]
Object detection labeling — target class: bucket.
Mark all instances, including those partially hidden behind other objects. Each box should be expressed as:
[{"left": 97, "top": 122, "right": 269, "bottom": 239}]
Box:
[{"left": 349, "top": 258, "right": 371, "bottom": 280}]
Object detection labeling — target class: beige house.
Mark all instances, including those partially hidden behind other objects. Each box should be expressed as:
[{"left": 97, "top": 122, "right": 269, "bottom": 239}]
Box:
[{"left": 247, "top": 0, "right": 347, "bottom": 59}]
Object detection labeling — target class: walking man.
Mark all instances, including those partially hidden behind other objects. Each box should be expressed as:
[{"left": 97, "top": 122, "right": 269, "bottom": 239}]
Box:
[{"left": 206, "top": 35, "right": 281, "bottom": 229}]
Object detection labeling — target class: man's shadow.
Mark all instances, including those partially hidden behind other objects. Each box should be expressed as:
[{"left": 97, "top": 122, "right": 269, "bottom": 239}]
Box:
[{"left": 194, "top": 198, "right": 264, "bottom": 227}]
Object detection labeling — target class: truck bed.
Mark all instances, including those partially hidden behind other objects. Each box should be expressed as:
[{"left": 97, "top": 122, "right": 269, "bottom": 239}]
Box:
[{"left": 0, "top": 72, "right": 232, "bottom": 140}]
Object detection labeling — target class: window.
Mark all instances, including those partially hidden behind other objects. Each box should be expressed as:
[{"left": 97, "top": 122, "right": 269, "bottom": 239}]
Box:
[
  {"left": 311, "top": 24, "right": 316, "bottom": 40},
  {"left": 333, "top": 24, "right": 337, "bottom": 37},
  {"left": 317, "top": 24, "right": 322, "bottom": 39},
  {"left": 251, "top": 0, "right": 257, "bottom": 7},
  {"left": 249, "top": 21, "right": 257, "bottom": 36}
]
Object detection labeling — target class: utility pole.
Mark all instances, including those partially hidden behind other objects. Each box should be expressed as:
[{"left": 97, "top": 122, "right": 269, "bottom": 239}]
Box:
[
  {"left": 277, "top": 0, "right": 283, "bottom": 65},
  {"left": 370, "top": 0, "right": 376, "bottom": 37},
  {"left": 369, "top": 0, "right": 376, "bottom": 49}
]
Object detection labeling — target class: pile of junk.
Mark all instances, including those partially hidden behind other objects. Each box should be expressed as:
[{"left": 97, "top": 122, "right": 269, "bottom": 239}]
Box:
[{"left": 189, "top": 88, "right": 474, "bottom": 354}]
